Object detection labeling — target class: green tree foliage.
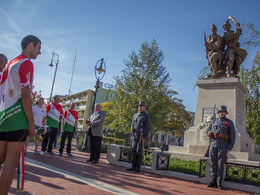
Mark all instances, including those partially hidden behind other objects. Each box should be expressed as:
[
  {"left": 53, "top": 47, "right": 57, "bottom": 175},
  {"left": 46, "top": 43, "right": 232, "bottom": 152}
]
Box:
[
  {"left": 109, "top": 40, "right": 190, "bottom": 138},
  {"left": 242, "top": 23, "right": 260, "bottom": 48},
  {"left": 239, "top": 23, "right": 260, "bottom": 144},
  {"left": 239, "top": 52, "right": 260, "bottom": 143},
  {"left": 100, "top": 101, "right": 114, "bottom": 130}
]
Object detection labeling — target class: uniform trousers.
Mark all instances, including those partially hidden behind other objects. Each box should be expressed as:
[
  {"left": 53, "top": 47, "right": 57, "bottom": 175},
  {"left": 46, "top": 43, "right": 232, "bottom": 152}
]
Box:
[
  {"left": 41, "top": 127, "right": 58, "bottom": 152},
  {"left": 59, "top": 131, "right": 74, "bottom": 154},
  {"left": 130, "top": 131, "right": 143, "bottom": 168},
  {"left": 209, "top": 145, "right": 227, "bottom": 181}
]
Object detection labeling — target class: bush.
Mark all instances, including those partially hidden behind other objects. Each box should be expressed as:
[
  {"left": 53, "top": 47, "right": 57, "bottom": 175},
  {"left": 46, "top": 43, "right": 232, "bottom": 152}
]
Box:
[
  {"left": 76, "top": 133, "right": 126, "bottom": 151},
  {"left": 254, "top": 135, "right": 260, "bottom": 145},
  {"left": 76, "top": 132, "right": 86, "bottom": 150},
  {"left": 102, "top": 136, "right": 125, "bottom": 145}
]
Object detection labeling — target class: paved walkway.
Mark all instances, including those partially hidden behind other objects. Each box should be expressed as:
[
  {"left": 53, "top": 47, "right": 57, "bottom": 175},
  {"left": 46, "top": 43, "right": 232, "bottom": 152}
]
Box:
[{"left": 9, "top": 142, "right": 249, "bottom": 195}]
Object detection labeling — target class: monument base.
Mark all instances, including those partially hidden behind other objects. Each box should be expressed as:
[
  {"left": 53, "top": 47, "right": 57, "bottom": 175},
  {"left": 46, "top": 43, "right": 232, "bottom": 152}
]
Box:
[
  {"left": 192, "top": 77, "right": 253, "bottom": 153},
  {"left": 170, "top": 77, "right": 260, "bottom": 161}
]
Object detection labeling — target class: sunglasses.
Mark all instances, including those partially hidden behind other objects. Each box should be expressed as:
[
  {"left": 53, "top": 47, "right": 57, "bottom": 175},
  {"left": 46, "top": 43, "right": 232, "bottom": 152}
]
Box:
[{"left": 138, "top": 105, "right": 144, "bottom": 107}]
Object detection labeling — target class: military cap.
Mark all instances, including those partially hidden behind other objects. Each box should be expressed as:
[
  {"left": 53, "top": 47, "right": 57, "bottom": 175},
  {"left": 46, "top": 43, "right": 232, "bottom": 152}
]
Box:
[
  {"left": 139, "top": 101, "right": 146, "bottom": 107},
  {"left": 217, "top": 105, "right": 228, "bottom": 114}
]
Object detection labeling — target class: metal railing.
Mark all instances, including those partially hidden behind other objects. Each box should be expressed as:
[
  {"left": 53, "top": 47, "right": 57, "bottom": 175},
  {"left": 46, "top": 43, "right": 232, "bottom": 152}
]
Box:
[
  {"left": 199, "top": 159, "right": 207, "bottom": 178},
  {"left": 142, "top": 150, "right": 153, "bottom": 167},
  {"left": 225, "top": 162, "right": 260, "bottom": 186},
  {"left": 255, "top": 144, "right": 260, "bottom": 154},
  {"left": 118, "top": 147, "right": 153, "bottom": 167},
  {"left": 119, "top": 146, "right": 132, "bottom": 162}
]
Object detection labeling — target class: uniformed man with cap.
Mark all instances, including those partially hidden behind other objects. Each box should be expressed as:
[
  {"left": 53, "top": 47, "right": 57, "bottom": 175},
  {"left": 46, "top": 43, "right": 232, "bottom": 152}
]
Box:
[
  {"left": 206, "top": 105, "right": 236, "bottom": 189},
  {"left": 127, "top": 101, "right": 150, "bottom": 172}
]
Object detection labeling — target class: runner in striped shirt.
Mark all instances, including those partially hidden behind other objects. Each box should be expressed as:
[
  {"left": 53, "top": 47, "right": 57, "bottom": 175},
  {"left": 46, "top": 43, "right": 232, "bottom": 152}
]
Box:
[
  {"left": 0, "top": 53, "right": 7, "bottom": 75},
  {"left": 59, "top": 102, "right": 78, "bottom": 157},
  {"left": 41, "top": 95, "right": 63, "bottom": 155},
  {"left": 0, "top": 35, "right": 41, "bottom": 194}
]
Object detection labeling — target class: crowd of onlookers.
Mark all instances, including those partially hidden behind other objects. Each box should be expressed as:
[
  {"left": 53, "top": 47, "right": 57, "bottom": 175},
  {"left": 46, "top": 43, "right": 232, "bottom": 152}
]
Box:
[{"left": 168, "top": 131, "right": 184, "bottom": 146}]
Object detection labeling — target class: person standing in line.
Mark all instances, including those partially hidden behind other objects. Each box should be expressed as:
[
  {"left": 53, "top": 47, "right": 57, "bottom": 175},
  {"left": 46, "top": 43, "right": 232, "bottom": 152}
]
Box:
[
  {"left": 59, "top": 102, "right": 78, "bottom": 157},
  {"left": 0, "top": 53, "right": 8, "bottom": 75},
  {"left": 168, "top": 131, "right": 176, "bottom": 146},
  {"left": 177, "top": 132, "right": 184, "bottom": 146},
  {"left": 24, "top": 97, "right": 46, "bottom": 154},
  {"left": 207, "top": 105, "right": 236, "bottom": 189},
  {"left": 41, "top": 95, "right": 63, "bottom": 155},
  {"left": 127, "top": 101, "right": 150, "bottom": 172},
  {"left": 1, "top": 54, "right": 26, "bottom": 192},
  {"left": 0, "top": 35, "right": 41, "bottom": 195},
  {"left": 53, "top": 115, "right": 62, "bottom": 149},
  {"left": 85, "top": 104, "right": 105, "bottom": 163}
]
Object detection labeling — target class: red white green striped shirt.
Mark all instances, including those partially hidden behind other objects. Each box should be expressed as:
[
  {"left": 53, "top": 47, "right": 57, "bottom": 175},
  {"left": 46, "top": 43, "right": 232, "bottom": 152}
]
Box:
[
  {"left": 64, "top": 109, "right": 78, "bottom": 132},
  {"left": 0, "top": 54, "right": 34, "bottom": 132},
  {"left": 46, "top": 102, "right": 63, "bottom": 128}
]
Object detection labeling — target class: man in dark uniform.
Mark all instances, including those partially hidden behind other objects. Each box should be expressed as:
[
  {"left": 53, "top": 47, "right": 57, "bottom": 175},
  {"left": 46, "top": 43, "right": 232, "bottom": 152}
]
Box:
[
  {"left": 207, "top": 105, "right": 236, "bottom": 189},
  {"left": 127, "top": 101, "right": 150, "bottom": 172}
]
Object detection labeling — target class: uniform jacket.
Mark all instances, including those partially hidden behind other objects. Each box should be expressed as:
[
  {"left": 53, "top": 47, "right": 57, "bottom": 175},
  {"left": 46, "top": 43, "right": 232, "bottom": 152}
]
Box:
[
  {"left": 207, "top": 117, "right": 236, "bottom": 151},
  {"left": 87, "top": 111, "right": 105, "bottom": 137},
  {"left": 131, "top": 111, "right": 150, "bottom": 139}
]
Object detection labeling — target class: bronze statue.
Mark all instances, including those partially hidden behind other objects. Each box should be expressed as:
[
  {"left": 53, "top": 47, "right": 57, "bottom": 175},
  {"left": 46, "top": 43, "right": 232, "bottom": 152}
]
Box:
[
  {"left": 204, "top": 16, "right": 247, "bottom": 78},
  {"left": 204, "top": 24, "right": 225, "bottom": 78},
  {"left": 222, "top": 16, "right": 247, "bottom": 77}
]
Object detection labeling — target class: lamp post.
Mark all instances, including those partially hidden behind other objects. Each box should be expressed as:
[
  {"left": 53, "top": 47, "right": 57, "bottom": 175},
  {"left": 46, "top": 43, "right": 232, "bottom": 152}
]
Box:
[
  {"left": 91, "top": 58, "right": 106, "bottom": 112},
  {"left": 49, "top": 52, "right": 59, "bottom": 102},
  {"left": 82, "top": 58, "right": 106, "bottom": 152}
]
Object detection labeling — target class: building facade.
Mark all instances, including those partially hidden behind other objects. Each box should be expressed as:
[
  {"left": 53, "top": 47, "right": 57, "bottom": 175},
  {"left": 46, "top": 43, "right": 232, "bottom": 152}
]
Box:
[{"left": 60, "top": 88, "right": 113, "bottom": 130}]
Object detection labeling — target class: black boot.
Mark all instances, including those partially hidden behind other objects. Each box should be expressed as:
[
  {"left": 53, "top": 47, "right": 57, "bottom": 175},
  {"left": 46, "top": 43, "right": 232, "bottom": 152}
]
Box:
[
  {"left": 207, "top": 177, "right": 217, "bottom": 188},
  {"left": 134, "top": 167, "right": 140, "bottom": 172},
  {"left": 217, "top": 178, "right": 222, "bottom": 190},
  {"left": 127, "top": 155, "right": 136, "bottom": 171},
  {"left": 134, "top": 155, "right": 142, "bottom": 172}
]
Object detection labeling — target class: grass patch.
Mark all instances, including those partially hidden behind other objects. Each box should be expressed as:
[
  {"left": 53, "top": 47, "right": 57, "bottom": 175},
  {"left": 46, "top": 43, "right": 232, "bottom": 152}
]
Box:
[{"left": 169, "top": 157, "right": 200, "bottom": 176}]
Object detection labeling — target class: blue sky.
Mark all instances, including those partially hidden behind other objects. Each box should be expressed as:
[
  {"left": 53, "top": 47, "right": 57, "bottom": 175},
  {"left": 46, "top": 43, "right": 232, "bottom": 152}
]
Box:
[{"left": 0, "top": 0, "right": 259, "bottom": 112}]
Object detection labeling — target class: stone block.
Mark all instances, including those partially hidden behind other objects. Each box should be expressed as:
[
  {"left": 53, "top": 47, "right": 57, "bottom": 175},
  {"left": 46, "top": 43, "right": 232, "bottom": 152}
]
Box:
[{"left": 107, "top": 144, "right": 120, "bottom": 164}]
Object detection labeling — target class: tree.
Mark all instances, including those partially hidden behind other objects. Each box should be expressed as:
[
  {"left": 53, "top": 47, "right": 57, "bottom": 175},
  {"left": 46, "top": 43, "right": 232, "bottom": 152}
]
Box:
[
  {"left": 240, "top": 52, "right": 260, "bottom": 143},
  {"left": 109, "top": 40, "right": 190, "bottom": 139},
  {"left": 243, "top": 23, "right": 260, "bottom": 48},
  {"left": 100, "top": 101, "right": 114, "bottom": 130},
  {"left": 239, "top": 23, "right": 260, "bottom": 144},
  {"left": 163, "top": 99, "right": 191, "bottom": 137}
]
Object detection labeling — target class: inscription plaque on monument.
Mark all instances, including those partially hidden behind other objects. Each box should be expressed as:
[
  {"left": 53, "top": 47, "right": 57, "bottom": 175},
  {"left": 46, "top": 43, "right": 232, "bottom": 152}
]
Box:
[{"left": 202, "top": 108, "right": 217, "bottom": 123}]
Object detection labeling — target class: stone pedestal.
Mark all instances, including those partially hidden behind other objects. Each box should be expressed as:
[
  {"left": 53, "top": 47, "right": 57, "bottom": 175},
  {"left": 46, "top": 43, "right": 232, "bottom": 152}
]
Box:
[
  {"left": 179, "top": 78, "right": 259, "bottom": 161},
  {"left": 192, "top": 78, "right": 253, "bottom": 152}
]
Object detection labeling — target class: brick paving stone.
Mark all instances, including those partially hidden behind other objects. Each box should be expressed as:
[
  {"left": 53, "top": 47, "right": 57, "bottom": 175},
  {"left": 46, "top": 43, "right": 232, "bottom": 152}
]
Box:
[
  {"left": 10, "top": 163, "right": 112, "bottom": 195},
  {"left": 7, "top": 141, "right": 250, "bottom": 195}
]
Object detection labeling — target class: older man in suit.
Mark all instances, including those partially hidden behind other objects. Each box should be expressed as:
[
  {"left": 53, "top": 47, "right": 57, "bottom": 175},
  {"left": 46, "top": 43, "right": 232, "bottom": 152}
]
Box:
[{"left": 86, "top": 103, "right": 105, "bottom": 163}]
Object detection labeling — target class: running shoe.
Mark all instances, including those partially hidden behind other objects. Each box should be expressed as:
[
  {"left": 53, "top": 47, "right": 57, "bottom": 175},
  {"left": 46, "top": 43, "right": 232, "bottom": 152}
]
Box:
[
  {"left": 67, "top": 153, "right": 73, "bottom": 157},
  {"left": 34, "top": 150, "right": 40, "bottom": 155},
  {"left": 24, "top": 150, "right": 27, "bottom": 154},
  {"left": 59, "top": 152, "right": 63, "bottom": 156},
  {"left": 40, "top": 151, "right": 46, "bottom": 155},
  {"left": 47, "top": 151, "right": 55, "bottom": 155}
]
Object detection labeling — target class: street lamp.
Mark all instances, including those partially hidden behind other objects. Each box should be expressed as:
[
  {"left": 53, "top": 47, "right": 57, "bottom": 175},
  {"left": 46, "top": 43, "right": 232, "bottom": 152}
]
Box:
[
  {"left": 91, "top": 58, "right": 106, "bottom": 112},
  {"left": 82, "top": 58, "right": 106, "bottom": 152},
  {"left": 49, "top": 52, "right": 59, "bottom": 102}
]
